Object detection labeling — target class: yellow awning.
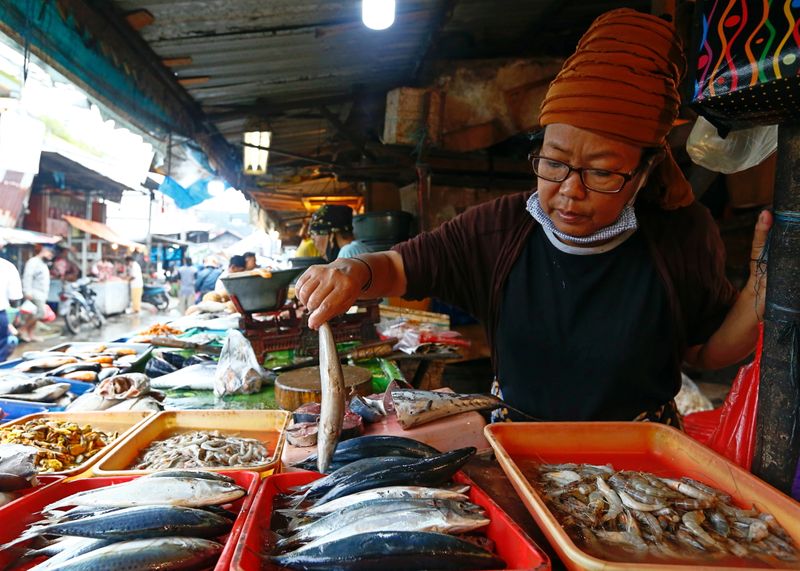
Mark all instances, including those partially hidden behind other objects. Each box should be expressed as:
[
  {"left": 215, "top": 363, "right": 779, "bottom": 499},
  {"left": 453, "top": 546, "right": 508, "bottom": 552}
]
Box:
[{"left": 63, "top": 215, "right": 146, "bottom": 253}]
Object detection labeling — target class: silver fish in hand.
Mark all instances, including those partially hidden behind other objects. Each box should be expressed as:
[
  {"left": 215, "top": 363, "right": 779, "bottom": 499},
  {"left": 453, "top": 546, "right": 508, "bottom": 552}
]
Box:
[{"left": 317, "top": 323, "right": 345, "bottom": 473}]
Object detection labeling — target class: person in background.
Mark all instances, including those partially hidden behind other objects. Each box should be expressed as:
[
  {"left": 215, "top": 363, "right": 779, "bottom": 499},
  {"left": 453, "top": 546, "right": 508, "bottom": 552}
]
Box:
[
  {"left": 19, "top": 244, "right": 55, "bottom": 342},
  {"left": 177, "top": 257, "right": 197, "bottom": 314},
  {"left": 214, "top": 255, "right": 246, "bottom": 298},
  {"left": 51, "top": 246, "right": 81, "bottom": 282},
  {"left": 243, "top": 252, "right": 258, "bottom": 271},
  {"left": 195, "top": 259, "right": 222, "bottom": 301},
  {"left": 296, "top": 9, "right": 770, "bottom": 426},
  {"left": 295, "top": 220, "right": 322, "bottom": 258},
  {"left": 125, "top": 255, "right": 144, "bottom": 314},
  {"left": 0, "top": 239, "right": 23, "bottom": 361},
  {"left": 309, "top": 204, "right": 372, "bottom": 260}
]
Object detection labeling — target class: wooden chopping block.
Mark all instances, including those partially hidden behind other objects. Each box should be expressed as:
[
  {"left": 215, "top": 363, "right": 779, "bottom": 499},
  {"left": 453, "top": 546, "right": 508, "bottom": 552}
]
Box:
[{"left": 275, "top": 365, "right": 373, "bottom": 411}]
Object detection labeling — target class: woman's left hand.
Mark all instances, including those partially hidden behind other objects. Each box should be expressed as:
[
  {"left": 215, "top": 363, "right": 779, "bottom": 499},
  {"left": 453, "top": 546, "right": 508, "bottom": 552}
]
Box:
[{"left": 748, "top": 209, "right": 772, "bottom": 320}]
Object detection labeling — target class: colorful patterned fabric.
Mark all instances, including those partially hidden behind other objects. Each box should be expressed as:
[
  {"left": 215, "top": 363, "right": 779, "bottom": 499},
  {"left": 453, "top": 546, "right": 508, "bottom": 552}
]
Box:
[{"left": 692, "top": 0, "right": 800, "bottom": 129}]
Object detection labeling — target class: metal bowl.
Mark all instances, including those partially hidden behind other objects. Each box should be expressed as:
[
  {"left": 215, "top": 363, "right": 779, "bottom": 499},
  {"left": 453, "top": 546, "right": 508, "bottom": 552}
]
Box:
[{"left": 221, "top": 268, "right": 305, "bottom": 313}]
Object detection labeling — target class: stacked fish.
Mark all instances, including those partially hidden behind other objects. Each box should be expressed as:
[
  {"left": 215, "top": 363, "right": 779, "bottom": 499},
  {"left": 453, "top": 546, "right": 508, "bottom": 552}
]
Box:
[
  {"left": 535, "top": 463, "right": 798, "bottom": 564},
  {"left": 2, "top": 471, "right": 246, "bottom": 570},
  {"left": 131, "top": 430, "right": 270, "bottom": 470},
  {"left": 15, "top": 346, "right": 143, "bottom": 383},
  {"left": 273, "top": 435, "right": 505, "bottom": 570},
  {"left": 0, "top": 374, "right": 74, "bottom": 406}
]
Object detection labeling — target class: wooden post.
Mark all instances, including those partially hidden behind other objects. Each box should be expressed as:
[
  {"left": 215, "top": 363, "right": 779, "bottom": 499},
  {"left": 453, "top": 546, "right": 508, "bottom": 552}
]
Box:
[{"left": 752, "top": 123, "right": 800, "bottom": 494}]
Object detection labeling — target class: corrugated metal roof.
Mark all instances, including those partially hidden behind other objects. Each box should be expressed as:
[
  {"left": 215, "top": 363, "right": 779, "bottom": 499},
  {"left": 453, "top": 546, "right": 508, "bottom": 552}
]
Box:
[{"left": 109, "top": 0, "right": 650, "bottom": 219}]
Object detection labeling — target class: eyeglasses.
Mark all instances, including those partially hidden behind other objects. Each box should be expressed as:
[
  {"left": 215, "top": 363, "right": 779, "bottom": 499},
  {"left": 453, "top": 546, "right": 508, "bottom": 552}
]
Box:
[{"left": 528, "top": 154, "right": 640, "bottom": 194}]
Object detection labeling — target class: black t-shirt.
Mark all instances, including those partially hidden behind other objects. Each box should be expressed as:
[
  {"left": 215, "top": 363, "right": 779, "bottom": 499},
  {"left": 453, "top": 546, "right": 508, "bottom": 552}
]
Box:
[{"left": 496, "top": 226, "right": 676, "bottom": 421}]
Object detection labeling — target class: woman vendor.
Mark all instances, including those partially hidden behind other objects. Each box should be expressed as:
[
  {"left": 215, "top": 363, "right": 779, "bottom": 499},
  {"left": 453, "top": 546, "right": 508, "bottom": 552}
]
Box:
[{"left": 295, "top": 9, "right": 771, "bottom": 426}]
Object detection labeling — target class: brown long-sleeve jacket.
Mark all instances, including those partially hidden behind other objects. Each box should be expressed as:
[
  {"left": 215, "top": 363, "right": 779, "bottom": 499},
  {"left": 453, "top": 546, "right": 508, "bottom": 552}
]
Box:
[{"left": 395, "top": 191, "right": 737, "bottom": 382}]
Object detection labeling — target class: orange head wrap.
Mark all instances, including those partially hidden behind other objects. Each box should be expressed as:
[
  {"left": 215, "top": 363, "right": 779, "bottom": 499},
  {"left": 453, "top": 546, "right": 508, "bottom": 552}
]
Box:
[{"left": 539, "top": 8, "right": 693, "bottom": 209}]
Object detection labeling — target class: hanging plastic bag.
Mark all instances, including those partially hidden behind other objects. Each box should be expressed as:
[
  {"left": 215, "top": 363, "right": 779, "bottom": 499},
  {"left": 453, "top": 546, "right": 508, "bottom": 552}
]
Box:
[
  {"left": 686, "top": 116, "right": 777, "bottom": 174},
  {"left": 41, "top": 304, "right": 56, "bottom": 323},
  {"left": 214, "top": 330, "right": 269, "bottom": 397},
  {"left": 684, "top": 324, "right": 763, "bottom": 470}
]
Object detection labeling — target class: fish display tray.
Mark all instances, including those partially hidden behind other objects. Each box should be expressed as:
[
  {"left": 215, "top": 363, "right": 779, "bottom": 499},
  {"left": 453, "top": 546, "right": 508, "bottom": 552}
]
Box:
[
  {"left": 0, "top": 471, "right": 259, "bottom": 571},
  {"left": 0, "top": 475, "right": 63, "bottom": 508},
  {"left": 92, "top": 409, "right": 291, "bottom": 476},
  {"left": 484, "top": 422, "right": 800, "bottom": 571},
  {"left": 0, "top": 411, "right": 156, "bottom": 477},
  {"left": 229, "top": 471, "right": 551, "bottom": 571}
]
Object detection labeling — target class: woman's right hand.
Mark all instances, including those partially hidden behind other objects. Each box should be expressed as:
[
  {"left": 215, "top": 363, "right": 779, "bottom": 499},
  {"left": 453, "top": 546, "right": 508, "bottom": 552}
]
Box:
[{"left": 295, "top": 260, "right": 369, "bottom": 329}]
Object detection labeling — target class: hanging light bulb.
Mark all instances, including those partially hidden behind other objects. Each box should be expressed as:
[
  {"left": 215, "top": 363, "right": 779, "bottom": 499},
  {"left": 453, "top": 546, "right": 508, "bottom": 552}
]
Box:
[{"left": 362, "top": 0, "right": 395, "bottom": 30}]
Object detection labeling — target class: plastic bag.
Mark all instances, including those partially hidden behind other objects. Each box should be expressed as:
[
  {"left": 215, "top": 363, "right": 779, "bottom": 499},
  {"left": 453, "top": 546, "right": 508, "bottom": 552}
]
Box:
[
  {"left": 684, "top": 325, "right": 762, "bottom": 470},
  {"left": 674, "top": 373, "right": 713, "bottom": 416},
  {"left": 41, "top": 304, "right": 56, "bottom": 323},
  {"left": 686, "top": 116, "right": 777, "bottom": 174},
  {"left": 18, "top": 300, "right": 37, "bottom": 315},
  {"left": 214, "top": 330, "right": 268, "bottom": 397}
]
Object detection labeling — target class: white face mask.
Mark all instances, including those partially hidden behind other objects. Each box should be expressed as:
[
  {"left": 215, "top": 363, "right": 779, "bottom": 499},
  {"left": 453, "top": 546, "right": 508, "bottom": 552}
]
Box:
[{"left": 526, "top": 185, "right": 642, "bottom": 246}]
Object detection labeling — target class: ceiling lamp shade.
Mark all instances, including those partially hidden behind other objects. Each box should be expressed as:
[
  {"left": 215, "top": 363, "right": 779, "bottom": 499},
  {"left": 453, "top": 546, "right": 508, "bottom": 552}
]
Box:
[
  {"left": 362, "top": 0, "right": 395, "bottom": 30},
  {"left": 243, "top": 130, "right": 271, "bottom": 175}
]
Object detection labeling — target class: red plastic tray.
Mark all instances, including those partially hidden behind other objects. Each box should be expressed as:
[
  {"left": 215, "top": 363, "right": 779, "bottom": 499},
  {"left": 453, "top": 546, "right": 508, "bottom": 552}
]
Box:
[
  {"left": 0, "top": 471, "right": 260, "bottom": 571},
  {"left": 230, "top": 470, "right": 551, "bottom": 571},
  {"left": 0, "top": 475, "right": 64, "bottom": 510}
]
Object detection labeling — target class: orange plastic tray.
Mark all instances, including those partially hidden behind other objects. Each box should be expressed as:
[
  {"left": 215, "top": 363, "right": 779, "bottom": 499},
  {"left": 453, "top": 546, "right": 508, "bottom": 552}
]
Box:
[
  {"left": 230, "top": 470, "right": 550, "bottom": 571},
  {"left": 0, "top": 471, "right": 259, "bottom": 571},
  {"left": 92, "top": 409, "right": 290, "bottom": 476},
  {"left": 484, "top": 422, "right": 800, "bottom": 571},
  {"left": 0, "top": 411, "right": 155, "bottom": 477}
]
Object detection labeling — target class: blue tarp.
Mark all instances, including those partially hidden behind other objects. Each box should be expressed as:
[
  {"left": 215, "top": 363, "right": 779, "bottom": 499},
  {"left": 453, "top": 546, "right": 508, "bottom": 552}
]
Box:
[{"left": 158, "top": 176, "right": 212, "bottom": 209}]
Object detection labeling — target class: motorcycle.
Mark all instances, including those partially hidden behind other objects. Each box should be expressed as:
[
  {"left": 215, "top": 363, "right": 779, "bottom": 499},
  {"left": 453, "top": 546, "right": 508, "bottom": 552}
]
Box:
[
  {"left": 143, "top": 284, "right": 170, "bottom": 311},
  {"left": 60, "top": 278, "right": 105, "bottom": 335}
]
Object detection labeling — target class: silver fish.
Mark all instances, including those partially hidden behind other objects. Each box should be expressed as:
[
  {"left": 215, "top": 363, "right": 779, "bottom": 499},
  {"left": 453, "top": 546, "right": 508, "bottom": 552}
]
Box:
[
  {"left": 27, "top": 538, "right": 113, "bottom": 571},
  {"left": 291, "top": 499, "right": 490, "bottom": 552},
  {"left": 55, "top": 537, "right": 223, "bottom": 571},
  {"left": 391, "top": 389, "right": 509, "bottom": 429},
  {"left": 303, "top": 485, "right": 471, "bottom": 516},
  {"left": 317, "top": 323, "right": 345, "bottom": 473},
  {"left": 4, "top": 383, "right": 71, "bottom": 403},
  {"left": 11, "top": 505, "right": 232, "bottom": 546},
  {"left": 15, "top": 357, "right": 78, "bottom": 372},
  {"left": 0, "top": 374, "right": 53, "bottom": 395},
  {"left": 44, "top": 476, "right": 245, "bottom": 512},
  {"left": 284, "top": 497, "right": 484, "bottom": 545}
]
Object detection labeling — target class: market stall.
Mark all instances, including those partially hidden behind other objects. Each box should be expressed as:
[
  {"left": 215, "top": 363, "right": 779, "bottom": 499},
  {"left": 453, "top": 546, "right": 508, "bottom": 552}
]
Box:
[{"left": 1, "top": 258, "right": 798, "bottom": 571}]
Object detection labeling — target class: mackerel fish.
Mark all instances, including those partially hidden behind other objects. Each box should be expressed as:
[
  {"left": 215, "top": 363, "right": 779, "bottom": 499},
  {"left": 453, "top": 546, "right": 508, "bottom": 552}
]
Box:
[
  {"left": 279, "top": 497, "right": 487, "bottom": 549},
  {"left": 44, "top": 476, "right": 245, "bottom": 512},
  {"left": 314, "top": 446, "right": 476, "bottom": 506},
  {"left": 54, "top": 537, "right": 223, "bottom": 571},
  {"left": 293, "top": 434, "right": 440, "bottom": 472},
  {"left": 10, "top": 505, "right": 231, "bottom": 545},
  {"left": 272, "top": 530, "right": 504, "bottom": 570},
  {"left": 298, "top": 484, "right": 471, "bottom": 517}
]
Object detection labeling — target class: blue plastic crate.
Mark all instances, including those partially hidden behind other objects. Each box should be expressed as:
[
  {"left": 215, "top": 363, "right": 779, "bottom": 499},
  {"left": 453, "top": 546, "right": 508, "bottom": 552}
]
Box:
[{"left": 0, "top": 400, "right": 49, "bottom": 422}]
